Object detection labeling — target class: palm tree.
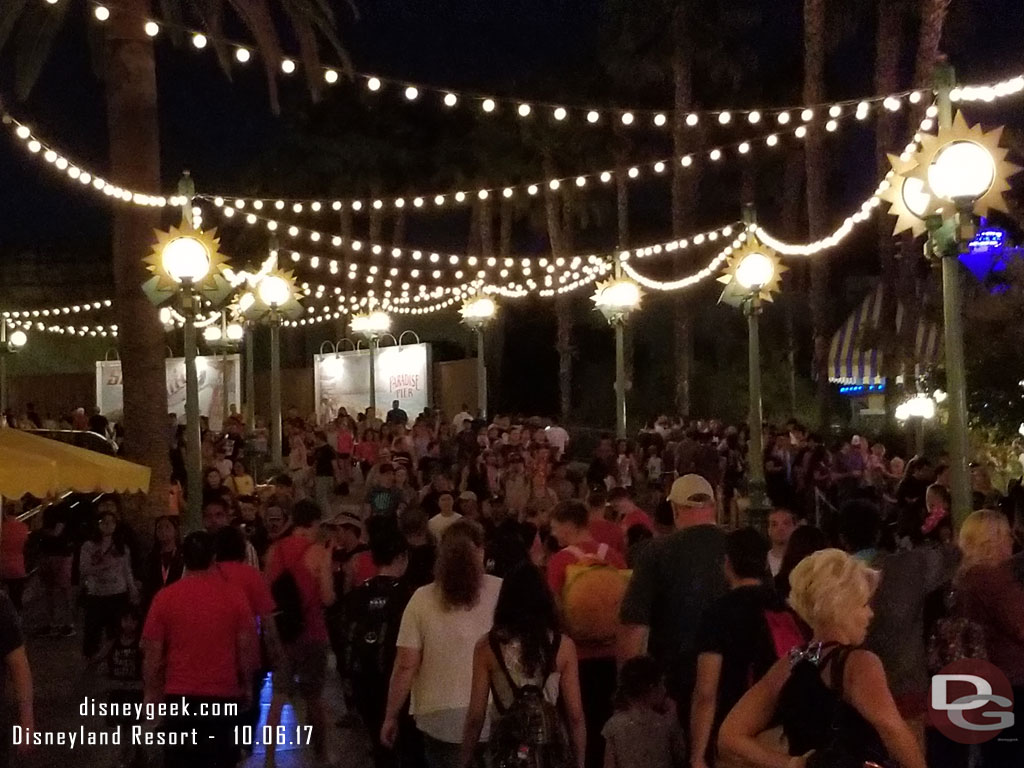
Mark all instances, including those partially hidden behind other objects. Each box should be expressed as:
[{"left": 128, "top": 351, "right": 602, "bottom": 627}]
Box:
[
  {"left": 803, "top": 0, "right": 830, "bottom": 428},
  {"left": 0, "top": 1, "right": 348, "bottom": 519}
]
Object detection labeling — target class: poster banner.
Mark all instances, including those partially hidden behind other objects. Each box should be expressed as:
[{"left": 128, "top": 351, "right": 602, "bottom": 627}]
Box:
[
  {"left": 96, "top": 354, "right": 242, "bottom": 431},
  {"left": 314, "top": 343, "right": 431, "bottom": 424}
]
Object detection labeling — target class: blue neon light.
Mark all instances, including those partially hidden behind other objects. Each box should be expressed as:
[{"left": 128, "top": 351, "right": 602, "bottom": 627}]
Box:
[{"left": 839, "top": 383, "right": 887, "bottom": 395}]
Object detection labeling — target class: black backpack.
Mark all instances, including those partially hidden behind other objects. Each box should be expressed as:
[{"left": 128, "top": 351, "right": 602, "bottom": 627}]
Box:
[
  {"left": 341, "top": 576, "right": 410, "bottom": 680},
  {"left": 487, "top": 633, "right": 573, "bottom": 768},
  {"left": 270, "top": 569, "right": 305, "bottom": 644}
]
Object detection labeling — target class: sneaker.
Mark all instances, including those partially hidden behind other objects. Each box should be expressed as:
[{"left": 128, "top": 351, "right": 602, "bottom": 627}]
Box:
[{"left": 59, "top": 625, "right": 76, "bottom": 637}]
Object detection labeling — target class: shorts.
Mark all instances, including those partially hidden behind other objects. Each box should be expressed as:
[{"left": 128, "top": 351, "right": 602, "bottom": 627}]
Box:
[{"left": 273, "top": 640, "right": 327, "bottom": 699}]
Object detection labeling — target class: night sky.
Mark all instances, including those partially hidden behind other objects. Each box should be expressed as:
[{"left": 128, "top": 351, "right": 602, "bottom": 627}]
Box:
[{"left": 1, "top": 0, "right": 1023, "bottom": 420}]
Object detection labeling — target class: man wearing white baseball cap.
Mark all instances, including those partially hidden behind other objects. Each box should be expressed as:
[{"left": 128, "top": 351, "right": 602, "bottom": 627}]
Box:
[{"left": 618, "top": 474, "right": 727, "bottom": 744}]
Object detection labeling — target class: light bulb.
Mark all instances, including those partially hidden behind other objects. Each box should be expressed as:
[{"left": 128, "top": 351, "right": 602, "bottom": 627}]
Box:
[
  {"left": 553, "top": 107, "right": 567, "bottom": 121},
  {"left": 144, "top": 21, "right": 160, "bottom": 37},
  {"left": 258, "top": 275, "right": 292, "bottom": 308},
  {"left": 825, "top": 119, "right": 838, "bottom": 132},
  {"left": 621, "top": 112, "right": 634, "bottom": 125},
  {"left": 192, "top": 33, "right": 207, "bottom": 49},
  {"left": 586, "top": 110, "right": 599, "bottom": 123},
  {"left": 15, "top": 125, "right": 30, "bottom": 140},
  {"left": 653, "top": 113, "right": 667, "bottom": 127},
  {"left": 235, "top": 47, "right": 251, "bottom": 63},
  {"left": 927, "top": 140, "right": 996, "bottom": 201},
  {"left": 686, "top": 113, "right": 698, "bottom": 126},
  {"left": 482, "top": 98, "right": 496, "bottom": 113},
  {"left": 801, "top": 108, "right": 813, "bottom": 121},
  {"left": 735, "top": 251, "right": 775, "bottom": 290},
  {"left": 94, "top": 5, "right": 110, "bottom": 21},
  {"left": 738, "top": 142, "right": 750, "bottom": 154},
  {"left": 367, "top": 77, "right": 381, "bottom": 91},
  {"left": 709, "top": 148, "right": 722, "bottom": 161},
  {"left": 748, "top": 111, "right": 761, "bottom": 124},
  {"left": 161, "top": 236, "right": 211, "bottom": 283},
  {"left": 404, "top": 86, "right": 419, "bottom": 100},
  {"left": 829, "top": 104, "right": 842, "bottom": 118},
  {"left": 766, "top": 134, "right": 779, "bottom": 146},
  {"left": 281, "top": 58, "right": 296, "bottom": 74},
  {"left": 718, "top": 111, "right": 731, "bottom": 125},
  {"left": 324, "top": 68, "right": 338, "bottom": 84},
  {"left": 518, "top": 103, "right": 532, "bottom": 117},
  {"left": 444, "top": 93, "right": 458, "bottom": 107},
  {"left": 777, "top": 111, "right": 791, "bottom": 124}
]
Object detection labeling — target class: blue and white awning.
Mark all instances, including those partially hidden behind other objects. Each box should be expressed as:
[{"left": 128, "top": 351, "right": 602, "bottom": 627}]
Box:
[{"left": 828, "top": 284, "right": 942, "bottom": 385}]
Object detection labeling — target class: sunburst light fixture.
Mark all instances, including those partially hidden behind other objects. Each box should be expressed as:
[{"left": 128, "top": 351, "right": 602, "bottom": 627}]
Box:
[
  {"left": 903, "top": 112, "right": 1019, "bottom": 222},
  {"left": 144, "top": 223, "right": 233, "bottom": 306},
  {"left": 241, "top": 268, "right": 304, "bottom": 321},
  {"left": 879, "top": 154, "right": 935, "bottom": 237},
  {"left": 592, "top": 277, "right": 642, "bottom": 324},
  {"left": 460, "top": 295, "right": 498, "bottom": 330},
  {"left": 718, "top": 234, "right": 786, "bottom": 302}
]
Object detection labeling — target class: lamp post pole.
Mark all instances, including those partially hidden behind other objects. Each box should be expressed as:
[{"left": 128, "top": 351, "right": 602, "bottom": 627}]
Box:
[
  {"left": 745, "top": 293, "right": 770, "bottom": 530},
  {"left": 244, "top": 324, "right": 255, "bottom": 429},
  {"left": 614, "top": 319, "right": 626, "bottom": 439},
  {"left": 476, "top": 328, "right": 488, "bottom": 420},
  {"left": 269, "top": 314, "right": 283, "bottom": 468},
  {"left": 181, "top": 283, "right": 203, "bottom": 531},
  {"left": 934, "top": 64, "right": 973, "bottom": 525},
  {"left": 368, "top": 335, "right": 378, "bottom": 417},
  {"left": 0, "top": 320, "right": 8, "bottom": 415},
  {"left": 218, "top": 317, "right": 230, "bottom": 428}
]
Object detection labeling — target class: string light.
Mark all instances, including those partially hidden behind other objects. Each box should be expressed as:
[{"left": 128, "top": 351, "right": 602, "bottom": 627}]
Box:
[
  {"left": 235, "top": 47, "right": 251, "bottom": 63},
  {"left": 3, "top": 298, "right": 113, "bottom": 319},
  {"left": 3, "top": 116, "right": 179, "bottom": 207},
  {"left": 93, "top": 5, "right": 109, "bottom": 22},
  {"left": 145, "top": 21, "right": 160, "bottom": 37},
  {"left": 207, "top": 115, "right": 867, "bottom": 212},
  {"left": 192, "top": 33, "right": 207, "bottom": 49}
]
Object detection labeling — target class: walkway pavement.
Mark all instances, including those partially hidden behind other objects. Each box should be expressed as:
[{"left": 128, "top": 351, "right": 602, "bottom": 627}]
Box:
[{"left": 18, "top": 607, "right": 373, "bottom": 768}]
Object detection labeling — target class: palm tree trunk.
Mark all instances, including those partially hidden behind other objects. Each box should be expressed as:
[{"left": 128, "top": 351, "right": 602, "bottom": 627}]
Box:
[
  {"left": 480, "top": 195, "right": 495, "bottom": 258},
  {"left": 391, "top": 205, "right": 406, "bottom": 248},
  {"left": 671, "top": 28, "right": 697, "bottom": 418},
  {"left": 781, "top": 150, "right": 805, "bottom": 415},
  {"left": 369, "top": 185, "right": 383, "bottom": 244},
  {"left": 614, "top": 143, "right": 635, "bottom": 425},
  {"left": 804, "top": 0, "right": 830, "bottom": 429},
  {"left": 543, "top": 153, "right": 572, "bottom": 421},
  {"left": 486, "top": 199, "right": 513, "bottom": 410},
  {"left": 468, "top": 199, "right": 482, "bottom": 255},
  {"left": 875, "top": 0, "right": 904, "bottom": 422},
  {"left": 337, "top": 207, "right": 354, "bottom": 339},
  {"left": 914, "top": 0, "right": 951, "bottom": 87},
  {"left": 105, "top": 1, "right": 169, "bottom": 521}
]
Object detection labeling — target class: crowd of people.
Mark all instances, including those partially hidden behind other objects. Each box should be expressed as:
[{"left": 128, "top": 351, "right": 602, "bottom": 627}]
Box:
[{"left": 1, "top": 403, "right": 1023, "bottom": 768}]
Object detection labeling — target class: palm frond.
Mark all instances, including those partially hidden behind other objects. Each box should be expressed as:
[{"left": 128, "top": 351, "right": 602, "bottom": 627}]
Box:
[
  {"left": 0, "top": 0, "right": 31, "bottom": 53},
  {"left": 194, "top": 0, "right": 235, "bottom": 83},
  {"left": 158, "top": 0, "right": 187, "bottom": 46},
  {"left": 225, "top": 0, "right": 284, "bottom": 112},
  {"left": 14, "top": 1, "right": 70, "bottom": 100}
]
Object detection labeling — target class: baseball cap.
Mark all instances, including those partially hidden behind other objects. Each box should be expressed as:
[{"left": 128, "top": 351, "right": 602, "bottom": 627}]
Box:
[
  {"left": 459, "top": 490, "right": 478, "bottom": 502},
  {"left": 334, "top": 511, "right": 363, "bottom": 534},
  {"left": 667, "top": 474, "right": 715, "bottom": 507}
]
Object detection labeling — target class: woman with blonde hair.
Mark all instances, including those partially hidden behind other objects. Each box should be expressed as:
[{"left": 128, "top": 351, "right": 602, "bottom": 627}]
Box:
[
  {"left": 953, "top": 509, "right": 1024, "bottom": 766},
  {"left": 381, "top": 520, "right": 502, "bottom": 768},
  {"left": 719, "top": 549, "right": 925, "bottom": 768}
]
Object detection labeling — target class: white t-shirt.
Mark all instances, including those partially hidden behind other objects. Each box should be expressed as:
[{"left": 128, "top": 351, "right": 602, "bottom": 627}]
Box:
[
  {"left": 397, "top": 575, "right": 503, "bottom": 742},
  {"left": 545, "top": 426, "right": 570, "bottom": 458},
  {"left": 767, "top": 549, "right": 784, "bottom": 577},
  {"left": 427, "top": 512, "right": 463, "bottom": 543}
]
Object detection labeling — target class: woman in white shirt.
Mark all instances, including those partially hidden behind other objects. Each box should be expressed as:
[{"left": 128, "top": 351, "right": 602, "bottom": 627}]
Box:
[{"left": 382, "top": 520, "right": 501, "bottom": 768}]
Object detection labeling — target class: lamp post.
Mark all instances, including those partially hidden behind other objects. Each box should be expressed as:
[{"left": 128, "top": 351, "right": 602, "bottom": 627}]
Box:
[
  {"left": 143, "top": 220, "right": 231, "bottom": 531},
  {"left": 879, "top": 64, "right": 1020, "bottom": 523},
  {"left": 592, "top": 274, "right": 642, "bottom": 438},
  {"left": 460, "top": 295, "right": 498, "bottom": 420},
  {"left": 203, "top": 313, "right": 244, "bottom": 428},
  {"left": 0, "top": 320, "right": 28, "bottom": 415},
  {"left": 895, "top": 392, "right": 937, "bottom": 457},
  {"left": 719, "top": 230, "right": 786, "bottom": 531},
  {"left": 351, "top": 311, "right": 392, "bottom": 419}
]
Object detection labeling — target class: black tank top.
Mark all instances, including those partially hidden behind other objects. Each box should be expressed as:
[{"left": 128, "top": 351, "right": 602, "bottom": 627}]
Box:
[{"left": 779, "top": 643, "right": 891, "bottom": 766}]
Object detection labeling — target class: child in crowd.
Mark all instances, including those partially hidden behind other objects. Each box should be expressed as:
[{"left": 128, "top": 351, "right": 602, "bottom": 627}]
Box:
[
  {"left": 603, "top": 656, "right": 686, "bottom": 768},
  {"left": 95, "top": 605, "right": 144, "bottom": 767}
]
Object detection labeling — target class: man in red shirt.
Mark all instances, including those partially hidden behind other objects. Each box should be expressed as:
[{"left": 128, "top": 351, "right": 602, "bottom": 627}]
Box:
[
  {"left": 609, "top": 486, "right": 654, "bottom": 534},
  {"left": 548, "top": 500, "right": 627, "bottom": 768},
  {"left": 142, "top": 531, "right": 256, "bottom": 768},
  {"left": 585, "top": 490, "right": 625, "bottom": 556},
  {"left": 264, "top": 500, "right": 336, "bottom": 766},
  {"left": 213, "top": 527, "right": 280, "bottom": 741}
]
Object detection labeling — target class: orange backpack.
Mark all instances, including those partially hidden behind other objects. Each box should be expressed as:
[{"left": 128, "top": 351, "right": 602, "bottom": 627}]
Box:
[{"left": 562, "top": 544, "right": 631, "bottom": 647}]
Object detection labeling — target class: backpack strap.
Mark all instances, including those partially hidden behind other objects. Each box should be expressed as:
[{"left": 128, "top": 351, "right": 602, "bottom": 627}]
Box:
[{"left": 489, "top": 632, "right": 520, "bottom": 715}]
